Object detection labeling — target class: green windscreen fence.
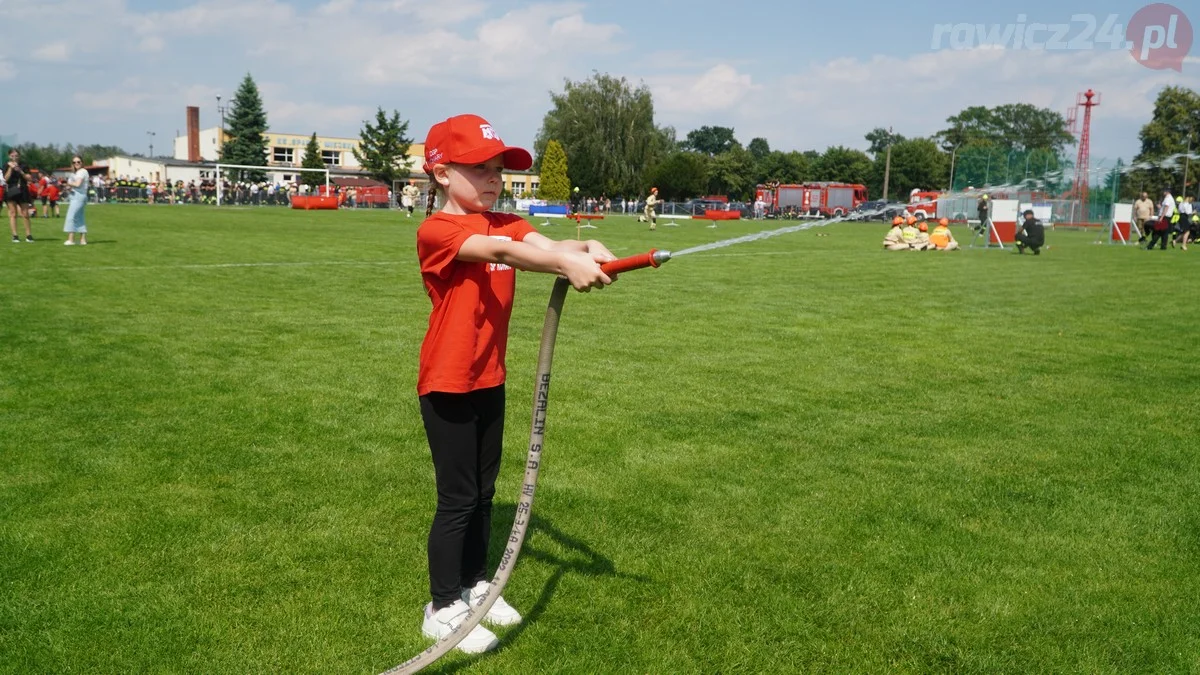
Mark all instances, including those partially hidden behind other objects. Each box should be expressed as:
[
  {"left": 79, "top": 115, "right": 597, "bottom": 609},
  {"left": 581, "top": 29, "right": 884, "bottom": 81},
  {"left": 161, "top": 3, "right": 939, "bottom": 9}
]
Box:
[{"left": 949, "top": 146, "right": 1130, "bottom": 224}]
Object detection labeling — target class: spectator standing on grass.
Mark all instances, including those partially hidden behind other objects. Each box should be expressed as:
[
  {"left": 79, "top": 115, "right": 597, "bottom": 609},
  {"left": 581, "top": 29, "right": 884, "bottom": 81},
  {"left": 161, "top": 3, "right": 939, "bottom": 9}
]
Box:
[
  {"left": 4, "top": 149, "right": 34, "bottom": 242},
  {"left": 1146, "top": 189, "right": 1174, "bottom": 251},
  {"left": 1134, "top": 191, "right": 1154, "bottom": 243},
  {"left": 1015, "top": 209, "right": 1044, "bottom": 255},
  {"left": 413, "top": 113, "right": 616, "bottom": 654},
  {"left": 1178, "top": 194, "right": 1193, "bottom": 251},
  {"left": 63, "top": 156, "right": 89, "bottom": 246}
]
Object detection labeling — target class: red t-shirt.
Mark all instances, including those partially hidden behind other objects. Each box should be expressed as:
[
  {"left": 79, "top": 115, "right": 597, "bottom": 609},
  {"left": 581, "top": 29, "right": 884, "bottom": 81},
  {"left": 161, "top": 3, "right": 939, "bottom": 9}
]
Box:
[
  {"left": 416, "top": 211, "right": 536, "bottom": 396},
  {"left": 44, "top": 184, "right": 60, "bottom": 200}
]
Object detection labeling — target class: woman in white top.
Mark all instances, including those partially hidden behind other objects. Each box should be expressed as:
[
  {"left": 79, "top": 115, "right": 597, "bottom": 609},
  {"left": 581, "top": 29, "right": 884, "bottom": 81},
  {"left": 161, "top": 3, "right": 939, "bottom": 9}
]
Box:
[{"left": 63, "top": 156, "right": 89, "bottom": 245}]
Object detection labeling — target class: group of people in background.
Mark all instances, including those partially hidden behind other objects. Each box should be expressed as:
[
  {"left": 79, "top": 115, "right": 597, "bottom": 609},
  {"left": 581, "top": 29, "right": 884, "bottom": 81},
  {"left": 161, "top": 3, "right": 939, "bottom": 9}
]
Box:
[
  {"left": 882, "top": 215, "right": 960, "bottom": 251},
  {"left": 3, "top": 148, "right": 90, "bottom": 244},
  {"left": 1134, "top": 189, "right": 1198, "bottom": 251}
]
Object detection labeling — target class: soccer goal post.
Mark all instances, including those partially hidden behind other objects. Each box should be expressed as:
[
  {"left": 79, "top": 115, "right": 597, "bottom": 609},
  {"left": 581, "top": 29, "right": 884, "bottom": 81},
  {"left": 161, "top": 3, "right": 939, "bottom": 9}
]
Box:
[{"left": 214, "top": 163, "right": 329, "bottom": 205}]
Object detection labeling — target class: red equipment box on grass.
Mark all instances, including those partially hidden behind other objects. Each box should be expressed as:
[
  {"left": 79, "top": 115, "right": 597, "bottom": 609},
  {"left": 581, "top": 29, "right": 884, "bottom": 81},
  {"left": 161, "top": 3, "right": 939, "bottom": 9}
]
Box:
[
  {"left": 704, "top": 210, "right": 740, "bottom": 221},
  {"left": 755, "top": 182, "right": 867, "bottom": 218},
  {"left": 291, "top": 195, "right": 338, "bottom": 210}
]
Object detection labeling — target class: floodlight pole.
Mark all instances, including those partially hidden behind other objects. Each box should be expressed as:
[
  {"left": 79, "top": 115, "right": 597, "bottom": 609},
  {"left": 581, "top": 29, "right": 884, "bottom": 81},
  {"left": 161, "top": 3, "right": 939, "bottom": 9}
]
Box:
[
  {"left": 948, "top": 143, "right": 961, "bottom": 192},
  {"left": 216, "top": 95, "right": 229, "bottom": 160},
  {"left": 1182, "top": 133, "right": 1192, "bottom": 198}
]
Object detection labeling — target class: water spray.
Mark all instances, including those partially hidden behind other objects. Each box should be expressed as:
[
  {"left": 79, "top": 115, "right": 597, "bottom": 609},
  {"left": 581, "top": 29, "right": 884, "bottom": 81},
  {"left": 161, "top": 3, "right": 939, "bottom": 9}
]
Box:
[{"left": 380, "top": 250, "right": 670, "bottom": 675}]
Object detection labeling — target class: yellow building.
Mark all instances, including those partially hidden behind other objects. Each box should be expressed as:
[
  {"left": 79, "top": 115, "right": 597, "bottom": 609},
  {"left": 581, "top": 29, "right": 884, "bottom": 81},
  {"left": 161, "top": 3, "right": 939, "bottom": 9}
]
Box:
[{"left": 175, "top": 129, "right": 538, "bottom": 194}]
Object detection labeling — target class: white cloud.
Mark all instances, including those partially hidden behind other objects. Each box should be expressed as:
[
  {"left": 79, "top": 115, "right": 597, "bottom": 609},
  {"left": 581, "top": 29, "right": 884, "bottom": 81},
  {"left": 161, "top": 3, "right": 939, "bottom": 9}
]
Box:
[
  {"left": 139, "top": 36, "right": 166, "bottom": 53},
  {"left": 719, "top": 47, "right": 1200, "bottom": 159},
  {"left": 33, "top": 42, "right": 71, "bottom": 63},
  {"left": 648, "top": 64, "right": 758, "bottom": 115}
]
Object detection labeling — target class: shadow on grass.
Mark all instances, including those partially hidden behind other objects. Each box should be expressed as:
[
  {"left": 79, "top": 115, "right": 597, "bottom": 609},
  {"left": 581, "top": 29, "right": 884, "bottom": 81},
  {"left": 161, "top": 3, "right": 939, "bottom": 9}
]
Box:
[{"left": 426, "top": 507, "right": 649, "bottom": 674}]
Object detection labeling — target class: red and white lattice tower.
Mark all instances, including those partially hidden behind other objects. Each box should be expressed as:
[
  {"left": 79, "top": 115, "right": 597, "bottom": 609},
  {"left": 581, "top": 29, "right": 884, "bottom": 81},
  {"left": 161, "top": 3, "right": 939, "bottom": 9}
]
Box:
[{"left": 1072, "top": 89, "right": 1100, "bottom": 220}]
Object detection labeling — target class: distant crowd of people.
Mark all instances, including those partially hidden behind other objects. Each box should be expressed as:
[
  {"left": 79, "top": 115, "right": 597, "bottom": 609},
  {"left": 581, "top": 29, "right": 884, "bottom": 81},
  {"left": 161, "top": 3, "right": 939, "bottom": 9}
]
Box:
[{"left": 1133, "top": 189, "right": 1197, "bottom": 251}]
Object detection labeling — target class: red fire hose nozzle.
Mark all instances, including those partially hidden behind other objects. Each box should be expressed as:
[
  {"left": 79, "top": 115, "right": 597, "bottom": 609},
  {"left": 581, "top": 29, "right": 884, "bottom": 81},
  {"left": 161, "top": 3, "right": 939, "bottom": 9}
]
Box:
[{"left": 600, "top": 249, "right": 672, "bottom": 276}]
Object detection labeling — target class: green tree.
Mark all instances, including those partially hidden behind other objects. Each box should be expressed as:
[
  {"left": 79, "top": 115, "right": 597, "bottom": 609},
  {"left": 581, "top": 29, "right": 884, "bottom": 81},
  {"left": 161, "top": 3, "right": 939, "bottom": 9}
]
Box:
[
  {"left": 747, "top": 137, "right": 771, "bottom": 161},
  {"left": 682, "top": 125, "right": 740, "bottom": 156},
  {"left": 648, "top": 151, "right": 708, "bottom": 201},
  {"left": 706, "top": 146, "right": 755, "bottom": 199},
  {"left": 352, "top": 107, "right": 413, "bottom": 187},
  {"left": 534, "top": 72, "right": 665, "bottom": 197},
  {"left": 869, "top": 138, "right": 948, "bottom": 198},
  {"left": 219, "top": 73, "right": 269, "bottom": 181},
  {"left": 1128, "top": 86, "right": 1200, "bottom": 198},
  {"left": 538, "top": 139, "right": 571, "bottom": 201},
  {"left": 755, "top": 150, "right": 811, "bottom": 184},
  {"left": 937, "top": 103, "right": 1073, "bottom": 154},
  {"left": 865, "top": 127, "right": 905, "bottom": 156},
  {"left": 814, "top": 146, "right": 872, "bottom": 184},
  {"left": 300, "top": 133, "right": 326, "bottom": 189},
  {"left": 14, "top": 142, "right": 128, "bottom": 171}
]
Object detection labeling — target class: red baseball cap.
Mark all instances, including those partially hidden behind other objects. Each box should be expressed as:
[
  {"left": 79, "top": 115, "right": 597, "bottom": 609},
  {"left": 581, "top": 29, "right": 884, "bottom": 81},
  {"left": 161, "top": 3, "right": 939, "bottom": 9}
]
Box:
[{"left": 422, "top": 114, "right": 532, "bottom": 174}]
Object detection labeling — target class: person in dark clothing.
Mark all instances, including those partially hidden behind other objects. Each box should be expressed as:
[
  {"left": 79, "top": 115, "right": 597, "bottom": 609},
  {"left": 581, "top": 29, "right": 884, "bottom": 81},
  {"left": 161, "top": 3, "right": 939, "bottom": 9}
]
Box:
[
  {"left": 1145, "top": 215, "right": 1172, "bottom": 250},
  {"left": 976, "top": 194, "right": 990, "bottom": 232},
  {"left": 1015, "top": 209, "right": 1044, "bottom": 255}
]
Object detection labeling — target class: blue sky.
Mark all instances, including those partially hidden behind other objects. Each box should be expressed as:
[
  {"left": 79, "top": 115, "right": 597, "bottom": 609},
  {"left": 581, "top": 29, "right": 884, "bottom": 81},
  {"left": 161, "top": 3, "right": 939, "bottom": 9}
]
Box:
[{"left": 3, "top": 0, "right": 1198, "bottom": 166}]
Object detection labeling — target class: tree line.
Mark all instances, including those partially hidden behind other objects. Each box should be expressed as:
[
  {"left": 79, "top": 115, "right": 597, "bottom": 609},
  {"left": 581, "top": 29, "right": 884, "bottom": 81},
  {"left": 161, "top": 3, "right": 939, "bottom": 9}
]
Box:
[{"left": 12, "top": 72, "right": 1195, "bottom": 206}]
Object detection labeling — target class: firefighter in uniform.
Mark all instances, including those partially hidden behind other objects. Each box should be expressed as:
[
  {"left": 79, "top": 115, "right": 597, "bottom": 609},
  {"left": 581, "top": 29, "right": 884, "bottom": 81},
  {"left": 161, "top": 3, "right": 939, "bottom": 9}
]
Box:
[
  {"left": 930, "top": 217, "right": 959, "bottom": 250},
  {"left": 883, "top": 217, "right": 909, "bottom": 250},
  {"left": 976, "top": 193, "right": 990, "bottom": 231},
  {"left": 643, "top": 187, "right": 659, "bottom": 230}
]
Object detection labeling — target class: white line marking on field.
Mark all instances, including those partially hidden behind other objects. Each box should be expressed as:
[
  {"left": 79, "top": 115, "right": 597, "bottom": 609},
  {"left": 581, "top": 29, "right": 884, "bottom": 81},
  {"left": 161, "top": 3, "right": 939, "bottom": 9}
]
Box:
[
  {"left": 27, "top": 260, "right": 405, "bottom": 273},
  {"left": 683, "top": 251, "right": 796, "bottom": 259}
]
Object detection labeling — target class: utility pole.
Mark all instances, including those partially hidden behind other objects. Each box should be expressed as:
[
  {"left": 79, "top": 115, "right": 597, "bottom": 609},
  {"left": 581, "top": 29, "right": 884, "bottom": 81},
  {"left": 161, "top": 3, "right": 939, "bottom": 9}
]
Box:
[
  {"left": 147, "top": 131, "right": 155, "bottom": 158},
  {"left": 882, "top": 126, "right": 893, "bottom": 201}
]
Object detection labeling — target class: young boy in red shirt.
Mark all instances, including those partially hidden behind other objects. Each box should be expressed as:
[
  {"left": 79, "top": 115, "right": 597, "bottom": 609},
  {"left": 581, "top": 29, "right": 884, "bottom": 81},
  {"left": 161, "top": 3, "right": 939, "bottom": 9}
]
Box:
[{"left": 415, "top": 114, "right": 617, "bottom": 653}]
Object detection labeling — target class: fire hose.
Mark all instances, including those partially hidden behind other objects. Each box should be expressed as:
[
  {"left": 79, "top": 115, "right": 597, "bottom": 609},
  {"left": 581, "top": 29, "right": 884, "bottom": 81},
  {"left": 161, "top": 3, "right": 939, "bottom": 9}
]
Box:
[{"left": 381, "top": 249, "right": 671, "bottom": 674}]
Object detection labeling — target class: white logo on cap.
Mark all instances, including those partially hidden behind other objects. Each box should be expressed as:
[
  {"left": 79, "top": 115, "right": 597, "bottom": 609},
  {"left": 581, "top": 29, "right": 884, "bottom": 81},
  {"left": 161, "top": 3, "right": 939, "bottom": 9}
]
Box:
[{"left": 480, "top": 124, "right": 497, "bottom": 140}]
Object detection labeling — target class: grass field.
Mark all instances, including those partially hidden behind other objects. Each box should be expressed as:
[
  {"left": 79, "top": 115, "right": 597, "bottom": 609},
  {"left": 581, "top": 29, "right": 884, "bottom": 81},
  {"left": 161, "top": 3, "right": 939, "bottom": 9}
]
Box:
[{"left": 2, "top": 205, "right": 1199, "bottom": 674}]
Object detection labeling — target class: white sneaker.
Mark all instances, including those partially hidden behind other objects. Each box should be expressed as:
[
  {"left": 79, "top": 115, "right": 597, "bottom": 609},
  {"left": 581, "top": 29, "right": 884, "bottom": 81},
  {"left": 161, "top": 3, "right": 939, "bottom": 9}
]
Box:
[
  {"left": 420, "top": 601, "right": 499, "bottom": 654},
  {"left": 64, "top": 240, "right": 75, "bottom": 246},
  {"left": 462, "top": 580, "right": 522, "bottom": 626}
]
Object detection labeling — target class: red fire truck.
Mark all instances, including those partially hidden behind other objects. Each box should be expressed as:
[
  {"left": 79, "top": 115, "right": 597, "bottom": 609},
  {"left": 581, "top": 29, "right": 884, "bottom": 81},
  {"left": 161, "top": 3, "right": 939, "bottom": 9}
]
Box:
[
  {"left": 755, "top": 182, "right": 868, "bottom": 218},
  {"left": 905, "top": 189, "right": 942, "bottom": 220}
]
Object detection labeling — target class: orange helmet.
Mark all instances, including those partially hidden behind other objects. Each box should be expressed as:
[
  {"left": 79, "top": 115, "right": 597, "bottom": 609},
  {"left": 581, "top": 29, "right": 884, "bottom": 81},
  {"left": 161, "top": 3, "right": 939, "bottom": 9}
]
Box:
[
  {"left": 906, "top": 216, "right": 916, "bottom": 226},
  {"left": 918, "top": 222, "right": 929, "bottom": 232},
  {"left": 892, "top": 216, "right": 903, "bottom": 226},
  {"left": 939, "top": 217, "right": 949, "bottom": 226}
]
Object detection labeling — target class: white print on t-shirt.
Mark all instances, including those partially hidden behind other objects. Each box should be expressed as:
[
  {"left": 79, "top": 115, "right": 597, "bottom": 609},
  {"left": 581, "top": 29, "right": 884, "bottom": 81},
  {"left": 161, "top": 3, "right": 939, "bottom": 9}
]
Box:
[{"left": 487, "top": 235, "right": 513, "bottom": 272}]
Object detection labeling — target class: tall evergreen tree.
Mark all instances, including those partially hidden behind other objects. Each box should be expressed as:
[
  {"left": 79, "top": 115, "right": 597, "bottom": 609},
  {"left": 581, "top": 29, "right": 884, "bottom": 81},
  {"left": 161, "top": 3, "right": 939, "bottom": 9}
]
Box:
[
  {"left": 220, "top": 73, "right": 269, "bottom": 181},
  {"left": 538, "top": 140, "right": 570, "bottom": 201},
  {"left": 352, "top": 107, "right": 413, "bottom": 187},
  {"left": 300, "top": 133, "right": 326, "bottom": 189}
]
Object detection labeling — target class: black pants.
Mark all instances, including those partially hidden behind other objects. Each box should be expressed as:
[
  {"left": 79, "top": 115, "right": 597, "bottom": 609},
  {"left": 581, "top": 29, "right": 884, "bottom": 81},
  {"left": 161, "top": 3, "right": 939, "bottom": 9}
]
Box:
[
  {"left": 1146, "top": 228, "right": 1170, "bottom": 250},
  {"left": 419, "top": 385, "right": 506, "bottom": 609},
  {"left": 1016, "top": 232, "right": 1042, "bottom": 253}
]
